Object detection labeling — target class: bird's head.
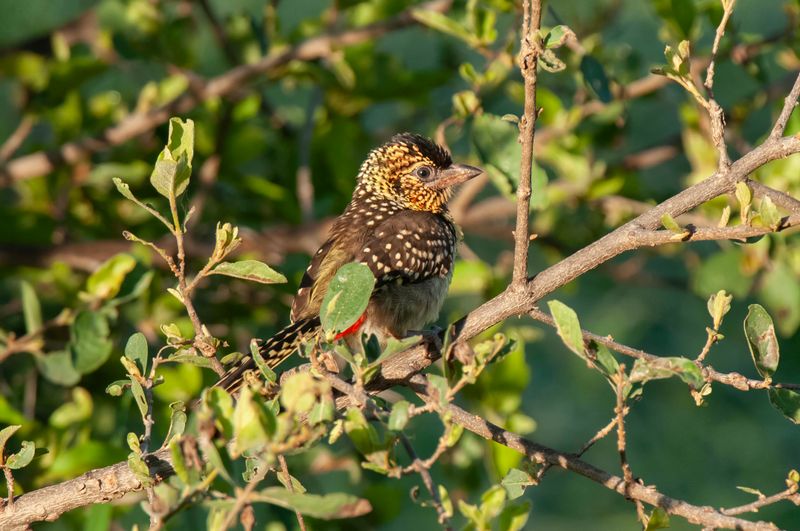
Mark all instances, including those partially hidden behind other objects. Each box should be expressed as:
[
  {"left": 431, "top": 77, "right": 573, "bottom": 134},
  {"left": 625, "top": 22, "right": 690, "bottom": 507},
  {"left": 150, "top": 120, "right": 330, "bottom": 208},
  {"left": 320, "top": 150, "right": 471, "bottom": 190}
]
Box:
[{"left": 355, "top": 133, "right": 483, "bottom": 213}]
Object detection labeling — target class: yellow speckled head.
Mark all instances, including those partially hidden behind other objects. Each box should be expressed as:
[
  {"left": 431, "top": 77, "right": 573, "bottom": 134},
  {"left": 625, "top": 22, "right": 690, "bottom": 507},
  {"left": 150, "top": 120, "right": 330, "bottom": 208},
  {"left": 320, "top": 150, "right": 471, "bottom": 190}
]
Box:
[{"left": 354, "top": 134, "right": 482, "bottom": 213}]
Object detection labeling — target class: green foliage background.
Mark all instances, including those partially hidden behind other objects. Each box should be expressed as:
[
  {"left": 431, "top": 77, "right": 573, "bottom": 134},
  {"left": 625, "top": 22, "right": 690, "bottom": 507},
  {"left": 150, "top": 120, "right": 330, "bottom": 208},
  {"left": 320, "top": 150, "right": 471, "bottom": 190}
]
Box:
[{"left": 0, "top": 0, "right": 799, "bottom": 529}]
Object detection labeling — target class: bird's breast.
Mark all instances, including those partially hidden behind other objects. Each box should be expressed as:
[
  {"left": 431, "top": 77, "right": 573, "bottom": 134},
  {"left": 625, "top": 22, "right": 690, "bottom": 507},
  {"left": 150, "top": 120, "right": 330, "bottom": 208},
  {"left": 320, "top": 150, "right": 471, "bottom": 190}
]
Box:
[{"left": 363, "top": 273, "right": 452, "bottom": 340}]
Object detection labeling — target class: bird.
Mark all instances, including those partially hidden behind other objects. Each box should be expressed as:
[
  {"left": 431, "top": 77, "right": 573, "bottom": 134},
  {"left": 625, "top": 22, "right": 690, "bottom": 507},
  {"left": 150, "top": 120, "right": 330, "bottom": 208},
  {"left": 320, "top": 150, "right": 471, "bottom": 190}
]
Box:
[{"left": 216, "top": 133, "right": 482, "bottom": 392}]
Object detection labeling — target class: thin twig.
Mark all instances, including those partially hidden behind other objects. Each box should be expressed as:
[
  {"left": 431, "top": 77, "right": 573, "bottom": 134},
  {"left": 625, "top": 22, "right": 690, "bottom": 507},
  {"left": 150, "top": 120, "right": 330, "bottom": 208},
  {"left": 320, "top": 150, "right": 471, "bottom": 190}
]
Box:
[
  {"left": 770, "top": 73, "right": 800, "bottom": 139},
  {"left": 614, "top": 365, "right": 646, "bottom": 524},
  {"left": 0, "top": 116, "right": 34, "bottom": 163},
  {"left": 221, "top": 464, "right": 267, "bottom": 531},
  {"left": 399, "top": 435, "right": 452, "bottom": 529},
  {"left": 721, "top": 484, "right": 800, "bottom": 516},
  {"left": 527, "top": 307, "right": 800, "bottom": 392},
  {"left": 511, "top": 0, "right": 543, "bottom": 286},
  {"left": 405, "top": 374, "right": 780, "bottom": 531},
  {"left": 704, "top": 0, "right": 736, "bottom": 92},
  {"left": 278, "top": 454, "right": 307, "bottom": 531}
]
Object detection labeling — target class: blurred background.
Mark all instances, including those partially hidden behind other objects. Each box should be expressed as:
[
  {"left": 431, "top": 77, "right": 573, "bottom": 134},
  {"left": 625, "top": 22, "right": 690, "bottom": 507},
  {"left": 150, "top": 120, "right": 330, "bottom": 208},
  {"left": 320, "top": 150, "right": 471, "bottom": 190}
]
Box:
[{"left": 0, "top": 0, "right": 799, "bottom": 529}]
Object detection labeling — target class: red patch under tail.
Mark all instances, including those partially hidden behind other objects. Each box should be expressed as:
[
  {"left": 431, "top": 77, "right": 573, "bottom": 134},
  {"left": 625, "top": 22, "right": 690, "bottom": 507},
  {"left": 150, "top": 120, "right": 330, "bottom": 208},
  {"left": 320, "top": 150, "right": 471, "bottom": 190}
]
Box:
[{"left": 334, "top": 313, "right": 367, "bottom": 341}]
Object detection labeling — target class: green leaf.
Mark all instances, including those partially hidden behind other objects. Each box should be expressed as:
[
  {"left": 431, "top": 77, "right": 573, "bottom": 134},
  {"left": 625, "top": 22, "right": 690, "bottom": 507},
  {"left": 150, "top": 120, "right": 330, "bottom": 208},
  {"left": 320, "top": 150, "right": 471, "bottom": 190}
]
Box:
[
  {"left": 210, "top": 260, "right": 287, "bottom": 284},
  {"left": 707, "top": 290, "right": 733, "bottom": 330},
  {"left": 645, "top": 507, "right": 670, "bottom": 530},
  {"left": 545, "top": 25, "right": 570, "bottom": 48},
  {"left": 252, "top": 488, "right": 372, "bottom": 520},
  {"left": 320, "top": 263, "right": 375, "bottom": 337},
  {"left": 411, "top": 9, "right": 478, "bottom": 47},
  {"left": 370, "top": 335, "right": 422, "bottom": 367},
  {"left": 759, "top": 196, "right": 781, "bottom": 229},
  {"left": 276, "top": 470, "right": 307, "bottom": 494},
  {"left": 164, "top": 401, "right": 187, "bottom": 443},
  {"left": 128, "top": 376, "right": 148, "bottom": 419},
  {"left": 127, "top": 452, "right": 153, "bottom": 487},
  {"left": 498, "top": 500, "right": 531, "bottom": 531},
  {"left": 759, "top": 262, "right": 800, "bottom": 335},
  {"left": 660, "top": 213, "right": 682, "bottom": 233},
  {"left": 169, "top": 439, "right": 192, "bottom": 485},
  {"left": 20, "top": 280, "right": 42, "bottom": 334},
  {"left": 124, "top": 332, "right": 149, "bottom": 375},
  {"left": 70, "top": 311, "right": 113, "bottom": 374},
  {"left": 37, "top": 350, "right": 81, "bottom": 386},
  {"left": 6, "top": 440, "right": 36, "bottom": 469},
  {"left": 84, "top": 253, "right": 136, "bottom": 301},
  {"left": 472, "top": 113, "right": 521, "bottom": 198},
  {"left": 232, "top": 387, "right": 275, "bottom": 456},
  {"left": 166, "top": 350, "right": 215, "bottom": 368},
  {"left": 280, "top": 372, "right": 317, "bottom": 414},
  {"left": 591, "top": 342, "right": 620, "bottom": 380},
  {"left": 204, "top": 387, "right": 235, "bottom": 439},
  {"left": 501, "top": 467, "right": 534, "bottom": 500},
  {"left": 767, "top": 388, "right": 800, "bottom": 424},
  {"left": 580, "top": 55, "right": 612, "bottom": 103},
  {"left": 309, "top": 397, "right": 335, "bottom": 425},
  {"left": 630, "top": 356, "right": 704, "bottom": 389},
  {"left": 388, "top": 400, "right": 411, "bottom": 431},
  {"left": 150, "top": 118, "right": 194, "bottom": 199},
  {"left": 49, "top": 387, "right": 92, "bottom": 428},
  {"left": 735, "top": 181, "right": 752, "bottom": 223},
  {"left": 743, "top": 304, "right": 779, "bottom": 378},
  {"left": 0, "top": 425, "right": 21, "bottom": 457},
  {"left": 547, "top": 300, "right": 586, "bottom": 359},
  {"left": 200, "top": 438, "right": 233, "bottom": 484},
  {"left": 112, "top": 177, "right": 138, "bottom": 203},
  {"left": 343, "top": 407, "right": 381, "bottom": 455},
  {"left": 481, "top": 485, "right": 507, "bottom": 519},
  {"left": 106, "top": 379, "right": 131, "bottom": 396},
  {"left": 427, "top": 374, "right": 450, "bottom": 409},
  {"left": 250, "top": 339, "right": 277, "bottom": 383}
]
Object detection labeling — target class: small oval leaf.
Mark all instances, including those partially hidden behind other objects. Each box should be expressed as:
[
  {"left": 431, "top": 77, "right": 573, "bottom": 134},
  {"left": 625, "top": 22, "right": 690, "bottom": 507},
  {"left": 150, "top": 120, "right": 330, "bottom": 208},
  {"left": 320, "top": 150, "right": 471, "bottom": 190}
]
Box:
[
  {"left": 211, "top": 260, "right": 287, "bottom": 284},
  {"left": 743, "top": 304, "right": 779, "bottom": 378}
]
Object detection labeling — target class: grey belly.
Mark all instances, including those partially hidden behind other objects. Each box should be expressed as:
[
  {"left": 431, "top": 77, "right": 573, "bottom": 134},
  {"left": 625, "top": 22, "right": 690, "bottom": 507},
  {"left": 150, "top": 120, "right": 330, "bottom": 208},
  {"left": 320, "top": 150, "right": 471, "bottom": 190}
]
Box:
[{"left": 363, "top": 274, "right": 451, "bottom": 339}]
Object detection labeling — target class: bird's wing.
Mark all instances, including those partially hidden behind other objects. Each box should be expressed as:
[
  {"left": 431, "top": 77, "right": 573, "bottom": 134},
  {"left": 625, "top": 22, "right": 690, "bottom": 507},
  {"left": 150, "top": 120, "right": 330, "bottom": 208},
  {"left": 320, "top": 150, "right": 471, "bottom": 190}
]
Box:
[
  {"left": 290, "top": 230, "right": 359, "bottom": 321},
  {"left": 291, "top": 210, "right": 456, "bottom": 320},
  {"left": 355, "top": 210, "right": 456, "bottom": 287}
]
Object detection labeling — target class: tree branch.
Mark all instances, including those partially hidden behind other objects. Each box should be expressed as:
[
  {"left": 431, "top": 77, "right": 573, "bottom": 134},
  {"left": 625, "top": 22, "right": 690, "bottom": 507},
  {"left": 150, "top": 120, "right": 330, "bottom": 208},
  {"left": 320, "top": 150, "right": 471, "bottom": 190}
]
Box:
[{"left": 511, "top": 0, "right": 543, "bottom": 285}]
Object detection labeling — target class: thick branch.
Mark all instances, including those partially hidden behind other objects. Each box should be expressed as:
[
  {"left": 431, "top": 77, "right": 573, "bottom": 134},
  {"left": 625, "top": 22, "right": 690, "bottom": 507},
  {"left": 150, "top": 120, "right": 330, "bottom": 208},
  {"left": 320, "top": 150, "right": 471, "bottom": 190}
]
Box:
[{"left": 0, "top": 449, "right": 172, "bottom": 529}]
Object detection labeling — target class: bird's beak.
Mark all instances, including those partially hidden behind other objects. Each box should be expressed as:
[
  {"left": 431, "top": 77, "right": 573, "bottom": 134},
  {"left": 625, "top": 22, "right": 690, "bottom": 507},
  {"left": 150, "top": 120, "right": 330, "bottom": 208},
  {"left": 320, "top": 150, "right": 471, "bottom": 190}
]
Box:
[{"left": 427, "top": 164, "right": 483, "bottom": 190}]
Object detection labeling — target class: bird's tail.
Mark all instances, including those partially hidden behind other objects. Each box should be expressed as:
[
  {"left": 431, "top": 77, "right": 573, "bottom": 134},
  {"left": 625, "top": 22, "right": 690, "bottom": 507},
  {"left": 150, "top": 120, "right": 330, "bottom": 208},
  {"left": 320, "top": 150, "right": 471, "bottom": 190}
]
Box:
[{"left": 215, "top": 317, "right": 321, "bottom": 394}]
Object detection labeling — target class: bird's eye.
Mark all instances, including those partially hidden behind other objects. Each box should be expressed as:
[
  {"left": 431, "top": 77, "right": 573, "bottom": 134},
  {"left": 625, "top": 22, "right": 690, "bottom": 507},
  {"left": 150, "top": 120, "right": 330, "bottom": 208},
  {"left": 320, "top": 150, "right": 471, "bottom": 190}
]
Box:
[{"left": 415, "top": 166, "right": 433, "bottom": 179}]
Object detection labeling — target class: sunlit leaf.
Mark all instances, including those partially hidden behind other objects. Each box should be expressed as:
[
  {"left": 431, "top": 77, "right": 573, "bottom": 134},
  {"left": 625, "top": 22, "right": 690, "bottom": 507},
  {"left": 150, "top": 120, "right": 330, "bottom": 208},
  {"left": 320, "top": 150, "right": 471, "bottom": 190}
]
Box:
[
  {"left": 6, "top": 440, "right": 36, "bottom": 469},
  {"left": 547, "top": 300, "right": 586, "bottom": 359},
  {"left": 124, "top": 332, "right": 149, "bottom": 375},
  {"left": 388, "top": 400, "right": 411, "bottom": 431},
  {"left": 20, "top": 280, "right": 42, "bottom": 334},
  {"left": 251, "top": 488, "right": 372, "bottom": 520},
  {"left": 70, "top": 311, "right": 113, "bottom": 374},
  {"left": 501, "top": 467, "right": 534, "bottom": 500},
  {"left": 37, "top": 350, "right": 81, "bottom": 386},
  {"left": 84, "top": 253, "right": 136, "bottom": 301},
  {"left": 743, "top": 304, "right": 779, "bottom": 378},
  {"left": 210, "top": 260, "right": 287, "bottom": 284},
  {"left": 320, "top": 263, "right": 375, "bottom": 337}
]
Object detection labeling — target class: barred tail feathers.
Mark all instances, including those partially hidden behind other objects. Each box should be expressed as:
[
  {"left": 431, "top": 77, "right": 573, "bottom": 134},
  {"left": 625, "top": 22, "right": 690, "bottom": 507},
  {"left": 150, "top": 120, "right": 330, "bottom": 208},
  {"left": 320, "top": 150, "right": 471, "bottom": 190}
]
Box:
[{"left": 215, "top": 317, "right": 320, "bottom": 394}]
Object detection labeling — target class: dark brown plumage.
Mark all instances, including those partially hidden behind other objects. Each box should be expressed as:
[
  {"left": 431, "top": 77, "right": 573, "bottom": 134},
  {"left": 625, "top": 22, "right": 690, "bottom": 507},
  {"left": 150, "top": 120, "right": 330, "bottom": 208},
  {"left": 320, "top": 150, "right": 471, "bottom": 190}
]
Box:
[{"left": 217, "top": 133, "right": 482, "bottom": 392}]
